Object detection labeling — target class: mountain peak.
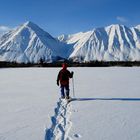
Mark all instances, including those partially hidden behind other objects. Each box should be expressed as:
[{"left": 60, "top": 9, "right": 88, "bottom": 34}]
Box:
[
  {"left": 105, "top": 24, "right": 128, "bottom": 33},
  {"left": 22, "top": 21, "right": 41, "bottom": 30},
  {"left": 107, "top": 24, "right": 125, "bottom": 29},
  {"left": 135, "top": 25, "right": 140, "bottom": 30},
  {"left": 0, "top": 21, "right": 69, "bottom": 63},
  {"left": 17, "top": 21, "right": 52, "bottom": 38},
  {"left": 23, "top": 21, "right": 37, "bottom": 27}
]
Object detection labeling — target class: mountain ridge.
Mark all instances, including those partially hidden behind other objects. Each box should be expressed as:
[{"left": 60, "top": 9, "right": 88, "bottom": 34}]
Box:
[
  {"left": 1, "top": 21, "right": 140, "bottom": 63},
  {"left": 58, "top": 24, "right": 140, "bottom": 62}
]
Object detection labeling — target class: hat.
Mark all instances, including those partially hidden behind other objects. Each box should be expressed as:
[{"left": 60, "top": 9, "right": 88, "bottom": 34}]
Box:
[{"left": 62, "top": 63, "right": 67, "bottom": 69}]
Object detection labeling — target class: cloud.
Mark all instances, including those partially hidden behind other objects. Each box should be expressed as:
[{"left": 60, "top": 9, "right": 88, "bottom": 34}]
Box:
[
  {"left": 116, "top": 16, "right": 128, "bottom": 23},
  {"left": 0, "top": 25, "right": 11, "bottom": 35}
]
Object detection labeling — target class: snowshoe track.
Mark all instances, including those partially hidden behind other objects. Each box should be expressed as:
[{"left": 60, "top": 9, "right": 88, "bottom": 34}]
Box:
[{"left": 46, "top": 99, "right": 72, "bottom": 140}]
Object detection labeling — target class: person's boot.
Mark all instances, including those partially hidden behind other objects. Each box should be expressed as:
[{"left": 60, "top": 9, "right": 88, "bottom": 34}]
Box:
[
  {"left": 61, "top": 96, "right": 65, "bottom": 99},
  {"left": 66, "top": 96, "right": 70, "bottom": 99}
]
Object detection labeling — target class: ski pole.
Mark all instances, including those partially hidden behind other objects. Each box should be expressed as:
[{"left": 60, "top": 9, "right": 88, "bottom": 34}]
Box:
[{"left": 72, "top": 77, "right": 75, "bottom": 98}]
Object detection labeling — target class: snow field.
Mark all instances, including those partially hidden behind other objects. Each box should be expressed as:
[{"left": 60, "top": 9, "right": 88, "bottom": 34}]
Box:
[
  {"left": 69, "top": 67, "right": 140, "bottom": 140},
  {"left": 0, "top": 67, "right": 140, "bottom": 140},
  {"left": 0, "top": 68, "right": 58, "bottom": 140}
]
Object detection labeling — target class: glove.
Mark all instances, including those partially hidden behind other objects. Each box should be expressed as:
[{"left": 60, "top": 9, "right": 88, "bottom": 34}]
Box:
[
  {"left": 57, "top": 80, "right": 59, "bottom": 86},
  {"left": 71, "top": 71, "right": 74, "bottom": 76}
]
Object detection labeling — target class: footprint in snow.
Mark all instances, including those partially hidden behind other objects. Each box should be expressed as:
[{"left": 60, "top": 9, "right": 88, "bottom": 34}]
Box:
[{"left": 74, "top": 133, "right": 82, "bottom": 138}]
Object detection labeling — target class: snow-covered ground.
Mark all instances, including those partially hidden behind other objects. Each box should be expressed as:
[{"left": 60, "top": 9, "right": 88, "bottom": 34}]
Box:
[{"left": 0, "top": 67, "right": 140, "bottom": 140}]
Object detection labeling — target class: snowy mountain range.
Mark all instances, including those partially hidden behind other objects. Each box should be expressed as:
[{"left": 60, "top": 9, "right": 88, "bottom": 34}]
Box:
[
  {"left": 0, "top": 21, "right": 140, "bottom": 63},
  {"left": 58, "top": 24, "right": 140, "bottom": 62}
]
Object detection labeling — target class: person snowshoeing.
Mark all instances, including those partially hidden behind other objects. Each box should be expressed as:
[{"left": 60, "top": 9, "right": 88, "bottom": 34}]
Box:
[{"left": 57, "top": 63, "right": 74, "bottom": 99}]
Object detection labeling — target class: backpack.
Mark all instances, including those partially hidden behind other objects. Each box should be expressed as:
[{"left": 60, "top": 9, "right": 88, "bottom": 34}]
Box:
[{"left": 60, "top": 69, "right": 69, "bottom": 81}]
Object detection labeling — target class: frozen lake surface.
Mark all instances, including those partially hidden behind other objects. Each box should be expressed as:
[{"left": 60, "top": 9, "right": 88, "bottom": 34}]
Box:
[{"left": 0, "top": 67, "right": 140, "bottom": 140}]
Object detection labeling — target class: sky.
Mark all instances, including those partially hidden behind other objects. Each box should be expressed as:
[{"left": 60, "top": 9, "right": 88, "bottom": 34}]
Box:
[{"left": 0, "top": 0, "right": 140, "bottom": 36}]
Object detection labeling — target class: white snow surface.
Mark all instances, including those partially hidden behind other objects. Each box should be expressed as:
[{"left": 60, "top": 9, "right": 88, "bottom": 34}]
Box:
[{"left": 0, "top": 67, "right": 140, "bottom": 140}]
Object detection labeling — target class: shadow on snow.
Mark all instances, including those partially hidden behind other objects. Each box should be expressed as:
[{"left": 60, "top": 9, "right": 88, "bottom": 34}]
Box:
[{"left": 71, "top": 97, "right": 140, "bottom": 102}]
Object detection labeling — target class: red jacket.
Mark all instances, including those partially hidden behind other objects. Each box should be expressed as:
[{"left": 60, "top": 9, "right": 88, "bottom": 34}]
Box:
[{"left": 57, "top": 68, "right": 73, "bottom": 86}]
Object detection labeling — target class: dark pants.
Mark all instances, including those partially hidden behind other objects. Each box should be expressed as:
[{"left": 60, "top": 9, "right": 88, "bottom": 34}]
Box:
[{"left": 60, "top": 85, "right": 69, "bottom": 98}]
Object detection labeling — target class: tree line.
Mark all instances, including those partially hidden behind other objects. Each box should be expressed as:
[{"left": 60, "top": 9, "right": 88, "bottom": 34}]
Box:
[{"left": 1, "top": 61, "right": 140, "bottom": 68}]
